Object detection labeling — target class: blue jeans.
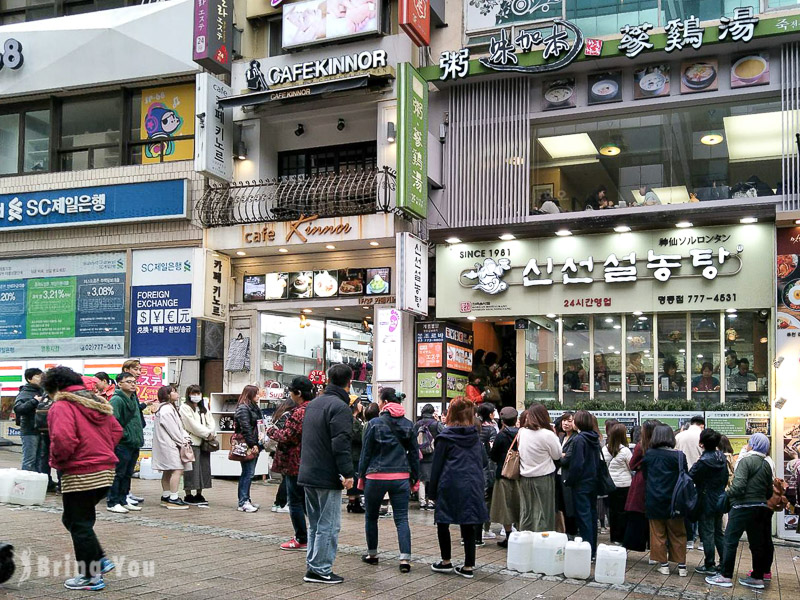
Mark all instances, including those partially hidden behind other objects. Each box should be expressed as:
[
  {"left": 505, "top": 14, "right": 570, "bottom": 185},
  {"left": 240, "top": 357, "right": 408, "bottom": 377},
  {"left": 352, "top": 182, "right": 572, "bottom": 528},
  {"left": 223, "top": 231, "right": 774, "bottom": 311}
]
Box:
[
  {"left": 107, "top": 445, "right": 138, "bottom": 507},
  {"left": 572, "top": 486, "right": 598, "bottom": 556},
  {"left": 238, "top": 459, "right": 257, "bottom": 507},
  {"left": 20, "top": 434, "right": 40, "bottom": 471},
  {"left": 305, "top": 487, "right": 342, "bottom": 576},
  {"left": 697, "top": 513, "right": 724, "bottom": 568},
  {"left": 284, "top": 475, "right": 307, "bottom": 544},
  {"left": 364, "top": 479, "right": 411, "bottom": 559}
]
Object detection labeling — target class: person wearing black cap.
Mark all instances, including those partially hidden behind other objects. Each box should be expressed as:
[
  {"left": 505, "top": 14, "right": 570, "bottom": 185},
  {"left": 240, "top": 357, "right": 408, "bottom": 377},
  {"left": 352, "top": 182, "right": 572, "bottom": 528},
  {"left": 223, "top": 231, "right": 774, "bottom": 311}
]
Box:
[
  {"left": 414, "top": 404, "right": 444, "bottom": 509},
  {"left": 489, "top": 407, "right": 520, "bottom": 547},
  {"left": 267, "top": 376, "right": 316, "bottom": 552}
]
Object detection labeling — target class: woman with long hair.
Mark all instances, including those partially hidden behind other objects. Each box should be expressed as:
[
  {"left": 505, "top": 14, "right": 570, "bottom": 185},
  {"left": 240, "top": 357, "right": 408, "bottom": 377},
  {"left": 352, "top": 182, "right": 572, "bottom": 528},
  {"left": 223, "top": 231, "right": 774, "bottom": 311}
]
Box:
[
  {"left": 268, "top": 398, "right": 295, "bottom": 513},
  {"left": 602, "top": 423, "right": 632, "bottom": 544},
  {"left": 179, "top": 384, "right": 216, "bottom": 506},
  {"left": 429, "top": 398, "right": 488, "bottom": 579},
  {"left": 348, "top": 401, "right": 366, "bottom": 514},
  {"left": 556, "top": 411, "right": 577, "bottom": 535},
  {"left": 152, "top": 385, "right": 192, "bottom": 509},
  {"left": 517, "top": 403, "right": 562, "bottom": 532},
  {"left": 234, "top": 384, "right": 262, "bottom": 513},
  {"left": 563, "top": 410, "right": 601, "bottom": 556},
  {"left": 624, "top": 419, "right": 658, "bottom": 551}
]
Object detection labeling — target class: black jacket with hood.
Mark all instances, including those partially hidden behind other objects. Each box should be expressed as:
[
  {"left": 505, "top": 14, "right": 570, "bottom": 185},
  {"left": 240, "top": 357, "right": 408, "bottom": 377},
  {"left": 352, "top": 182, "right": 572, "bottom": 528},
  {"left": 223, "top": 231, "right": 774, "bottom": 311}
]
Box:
[
  {"left": 298, "top": 384, "right": 354, "bottom": 489},
  {"left": 563, "top": 430, "right": 601, "bottom": 491},
  {"left": 689, "top": 449, "right": 729, "bottom": 516},
  {"left": 14, "top": 383, "right": 43, "bottom": 436}
]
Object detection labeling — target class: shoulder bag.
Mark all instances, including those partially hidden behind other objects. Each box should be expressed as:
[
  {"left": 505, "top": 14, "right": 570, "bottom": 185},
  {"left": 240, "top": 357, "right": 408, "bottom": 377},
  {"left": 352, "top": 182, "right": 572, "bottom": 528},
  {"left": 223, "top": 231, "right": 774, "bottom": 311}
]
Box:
[
  {"left": 501, "top": 432, "right": 521, "bottom": 480},
  {"left": 179, "top": 441, "right": 195, "bottom": 464},
  {"left": 763, "top": 459, "right": 789, "bottom": 512},
  {"left": 596, "top": 448, "right": 616, "bottom": 496},
  {"left": 228, "top": 433, "right": 259, "bottom": 462},
  {"left": 670, "top": 451, "right": 698, "bottom": 518}
]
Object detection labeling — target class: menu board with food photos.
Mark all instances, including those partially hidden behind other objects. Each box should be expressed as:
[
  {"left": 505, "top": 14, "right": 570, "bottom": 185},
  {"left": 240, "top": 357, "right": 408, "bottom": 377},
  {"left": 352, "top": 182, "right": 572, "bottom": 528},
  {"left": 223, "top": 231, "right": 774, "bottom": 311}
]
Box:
[{"left": 243, "top": 267, "right": 391, "bottom": 302}]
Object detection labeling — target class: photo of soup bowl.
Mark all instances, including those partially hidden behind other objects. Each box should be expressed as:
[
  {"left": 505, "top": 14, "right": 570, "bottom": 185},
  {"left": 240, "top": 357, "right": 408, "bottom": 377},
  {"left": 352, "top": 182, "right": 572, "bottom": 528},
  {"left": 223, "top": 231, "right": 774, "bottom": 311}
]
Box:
[
  {"left": 639, "top": 71, "right": 666, "bottom": 96},
  {"left": 591, "top": 79, "right": 619, "bottom": 101},
  {"left": 732, "top": 55, "right": 767, "bottom": 85}
]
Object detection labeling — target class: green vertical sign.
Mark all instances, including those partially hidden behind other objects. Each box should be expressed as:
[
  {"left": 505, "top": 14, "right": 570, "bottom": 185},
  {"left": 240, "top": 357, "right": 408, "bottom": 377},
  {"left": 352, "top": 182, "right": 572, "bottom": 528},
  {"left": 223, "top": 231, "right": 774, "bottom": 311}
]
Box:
[{"left": 397, "top": 62, "right": 428, "bottom": 219}]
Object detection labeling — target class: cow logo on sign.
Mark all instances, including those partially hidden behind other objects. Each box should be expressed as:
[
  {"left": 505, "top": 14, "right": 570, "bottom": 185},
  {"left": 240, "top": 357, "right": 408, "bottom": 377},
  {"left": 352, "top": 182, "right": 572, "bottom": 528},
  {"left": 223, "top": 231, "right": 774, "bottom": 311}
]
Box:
[{"left": 464, "top": 258, "right": 511, "bottom": 294}]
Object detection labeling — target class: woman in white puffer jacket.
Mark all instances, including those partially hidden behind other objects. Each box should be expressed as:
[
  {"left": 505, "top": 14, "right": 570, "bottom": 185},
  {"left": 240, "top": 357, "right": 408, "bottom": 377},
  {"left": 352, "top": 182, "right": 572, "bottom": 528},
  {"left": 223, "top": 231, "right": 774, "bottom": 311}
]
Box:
[{"left": 602, "top": 423, "right": 632, "bottom": 545}]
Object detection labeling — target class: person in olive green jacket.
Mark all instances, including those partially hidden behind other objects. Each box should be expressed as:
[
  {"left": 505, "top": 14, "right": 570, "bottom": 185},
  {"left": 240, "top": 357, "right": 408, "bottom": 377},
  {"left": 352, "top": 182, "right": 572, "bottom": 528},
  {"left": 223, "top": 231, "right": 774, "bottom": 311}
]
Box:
[
  {"left": 106, "top": 373, "right": 144, "bottom": 514},
  {"left": 706, "top": 433, "right": 774, "bottom": 590}
]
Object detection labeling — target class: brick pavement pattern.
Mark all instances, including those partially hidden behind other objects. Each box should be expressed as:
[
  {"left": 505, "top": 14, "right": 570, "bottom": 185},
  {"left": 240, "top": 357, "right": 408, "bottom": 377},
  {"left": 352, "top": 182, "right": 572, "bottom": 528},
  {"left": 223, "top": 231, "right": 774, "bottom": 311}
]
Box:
[{"left": 0, "top": 449, "right": 798, "bottom": 600}]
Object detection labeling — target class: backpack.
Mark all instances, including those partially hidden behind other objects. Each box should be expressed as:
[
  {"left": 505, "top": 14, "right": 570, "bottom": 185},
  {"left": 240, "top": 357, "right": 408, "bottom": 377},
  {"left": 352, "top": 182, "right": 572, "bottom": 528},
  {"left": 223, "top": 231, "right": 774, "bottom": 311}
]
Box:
[
  {"left": 670, "top": 451, "right": 698, "bottom": 519},
  {"left": 417, "top": 421, "right": 436, "bottom": 455},
  {"left": 762, "top": 459, "right": 789, "bottom": 512},
  {"left": 34, "top": 396, "right": 53, "bottom": 434}
]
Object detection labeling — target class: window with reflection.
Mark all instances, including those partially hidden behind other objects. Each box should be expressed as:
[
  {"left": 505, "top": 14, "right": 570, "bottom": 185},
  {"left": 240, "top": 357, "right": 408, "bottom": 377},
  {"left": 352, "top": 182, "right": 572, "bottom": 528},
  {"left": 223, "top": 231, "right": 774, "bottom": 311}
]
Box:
[
  {"left": 524, "top": 317, "right": 558, "bottom": 405},
  {"left": 724, "top": 310, "right": 768, "bottom": 405},
  {"left": 657, "top": 313, "right": 687, "bottom": 400},
  {"left": 562, "top": 317, "right": 590, "bottom": 407},
  {"left": 690, "top": 313, "right": 721, "bottom": 402},
  {"left": 60, "top": 96, "right": 121, "bottom": 170},
  {"left": 594, "top": 315, "right": 622, "bottom": 402},
  {"left": 565, "top": 0, "right": 660, "bottom": 39},
  {"left": 627, "top": 314, "right": 654, "bottom": 403}
]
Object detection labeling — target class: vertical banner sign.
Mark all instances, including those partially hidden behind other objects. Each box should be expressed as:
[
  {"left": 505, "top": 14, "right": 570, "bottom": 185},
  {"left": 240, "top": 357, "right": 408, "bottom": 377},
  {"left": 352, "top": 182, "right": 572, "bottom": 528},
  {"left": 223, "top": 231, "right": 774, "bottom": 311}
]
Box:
[
  {"left": 0, "top": 253, "right": 126, "bottom": 358},
  {"left": 399, "top": 0, "right": 431, "bottom": 47},
  {"left": 191, "top": 248, "right": 231, "bottom": 322},
  {"left": 195, "top": 73, "right": 233, "bottom": 182},
  {"left": 130, "top": 249, "right": 197, "bottom": 357},
  {"left": 375, "top": 308, "right": 403, "bottom": 382},
  {"left": 397, "top": 63, "right": 428, "bottom": 219},
  {"left": 193, "top": 0, "right": 232, "bottom": 75},
  {"left": 140, "top": 83, "right": 195, "bottom": 164},
  {"left": 397, "top": 232, "right": 428, "bottom": 316}
]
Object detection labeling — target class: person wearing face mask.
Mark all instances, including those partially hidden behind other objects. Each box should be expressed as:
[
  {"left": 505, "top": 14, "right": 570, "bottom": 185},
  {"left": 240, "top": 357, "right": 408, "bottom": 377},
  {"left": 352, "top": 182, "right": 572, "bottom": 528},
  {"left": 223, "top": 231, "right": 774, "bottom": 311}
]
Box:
[{"left": 179, "top": 385, "right": 217, "bottom": 506}]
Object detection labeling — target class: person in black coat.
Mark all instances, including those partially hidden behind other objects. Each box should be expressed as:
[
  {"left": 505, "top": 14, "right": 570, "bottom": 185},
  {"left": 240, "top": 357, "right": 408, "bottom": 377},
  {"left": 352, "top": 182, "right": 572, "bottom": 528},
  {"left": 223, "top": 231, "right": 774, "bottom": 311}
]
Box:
[
  {"left": 488, "top": 407, "right": 519, "bottom": 546},
  {"left": 562, "top": 410, "right": 601, "bottom": 556},
  {"left": 428, "top": 398, "right": 488, "bottom": 579},
  {"left": 414, "top": 404, "right": 444, "bottom": 509},
  {"left": 689, "top": 429, "right": 728, "bottom": 574},
  {"left": 234, "top": 385, "right": 263, "bottom": 512}
]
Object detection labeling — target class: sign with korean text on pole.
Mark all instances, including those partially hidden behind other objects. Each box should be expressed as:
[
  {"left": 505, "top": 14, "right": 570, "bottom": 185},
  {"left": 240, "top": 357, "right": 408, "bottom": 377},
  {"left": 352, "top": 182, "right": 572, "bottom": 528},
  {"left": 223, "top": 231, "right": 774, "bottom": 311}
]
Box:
[
  {"left": 130, "top": 249, "right": 197, "bottom": 357},
  {"left": 400, "top": 0, "right": 430, "bottom": 47},
  {"left": 397, "top": 63, "right": 428, "bottom": 219},
  {"left": 397, "top": 232, "right": 428, "bottom": 316},
  {"left": 193, "top": 0, "right": 232, "bottom": 75},
  {"left": 195, "top": 73, "right": 233, "bottom": 182},
  {"left": 435, "top": 224, "right": 774, "bottom": 318},
  {"left": 191, "top": 248, "right": 230, "bottom": 322},
  {"left": 375, "top": 308, "right": 403, "bottom": 382}
]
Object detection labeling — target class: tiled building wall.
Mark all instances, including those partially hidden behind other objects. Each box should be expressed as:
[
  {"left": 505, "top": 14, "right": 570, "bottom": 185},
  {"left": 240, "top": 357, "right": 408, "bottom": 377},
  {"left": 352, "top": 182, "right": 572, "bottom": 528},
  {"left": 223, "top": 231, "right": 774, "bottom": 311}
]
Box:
[{"left": 0, "top": 161, "right": 206, "bottom": 256}]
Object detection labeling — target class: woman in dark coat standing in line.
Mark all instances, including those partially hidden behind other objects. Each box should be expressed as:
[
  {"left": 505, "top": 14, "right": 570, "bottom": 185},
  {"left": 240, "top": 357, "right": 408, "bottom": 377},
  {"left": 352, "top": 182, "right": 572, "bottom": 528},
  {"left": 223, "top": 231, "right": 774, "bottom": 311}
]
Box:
[
  {"left": 624, "top": 419, "right": 657, "bottom": 551},
  {"left": 234, "top": 385, "right": 262, "bottom": 513},
  {"left": 428, "top": 398, "right": 488, "bottom": 579},
  {"left": 562, "top": 410, "right": 601, "bottom": 556},
  {"left": 556, "top": 411, "right": 577, "bottom": 535}
]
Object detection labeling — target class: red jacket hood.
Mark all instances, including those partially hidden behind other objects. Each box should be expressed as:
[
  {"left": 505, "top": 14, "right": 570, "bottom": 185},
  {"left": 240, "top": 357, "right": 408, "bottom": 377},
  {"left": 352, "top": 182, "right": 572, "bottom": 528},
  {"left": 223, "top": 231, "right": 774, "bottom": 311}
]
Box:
[{"left": 384, "top": 403, "right": 406, "bottom": 418}]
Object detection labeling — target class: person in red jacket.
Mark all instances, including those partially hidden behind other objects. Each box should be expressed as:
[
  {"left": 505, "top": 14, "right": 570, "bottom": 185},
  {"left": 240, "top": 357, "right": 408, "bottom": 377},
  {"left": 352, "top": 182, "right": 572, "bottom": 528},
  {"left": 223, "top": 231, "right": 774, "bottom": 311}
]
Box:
[
  {"left": 465, "top": 372, "right": 486, "bottom": 405},
  {"left": 44, "top": 366, "right": 123, "bottom": 592}
]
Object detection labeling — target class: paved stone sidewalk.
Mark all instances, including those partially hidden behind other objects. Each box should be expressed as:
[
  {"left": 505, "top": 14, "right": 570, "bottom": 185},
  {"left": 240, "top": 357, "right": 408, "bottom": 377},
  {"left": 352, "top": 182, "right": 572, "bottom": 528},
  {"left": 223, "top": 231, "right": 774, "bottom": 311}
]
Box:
[{"left": 0, "top": 449, "right": 798, "bottom": 600}]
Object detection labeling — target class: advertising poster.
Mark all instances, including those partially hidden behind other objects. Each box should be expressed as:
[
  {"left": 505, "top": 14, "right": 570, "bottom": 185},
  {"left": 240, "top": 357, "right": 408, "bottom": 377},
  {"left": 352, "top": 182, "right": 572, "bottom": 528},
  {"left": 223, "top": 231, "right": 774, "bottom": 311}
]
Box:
[
  {"left": 446, "top": 343, "right": 472, "bottom": 372},
  {"left": 634, "top": 64, "right": 670, "bottom": 99},
  {"left": 416, "top": 322, "right": 444, "bottom": 344},
  {"left": 730, "top": 52, "right": 769, "bottom": 88},
  {"left": 543, "top": 78, "right": 576, "bottom": 111},
  {"left": 446, "top": 372, "right": 468, "bottom": 398},
  {"left": 130, "top": 249, "right": 197, "bottom": 357},
  {"left": 282, "top": 0, "right": 380, "bottom": 49},
  {"left": 639, "top": 411, "right": 698, "bottom": 430},
  {"left": 782, "top": 415, "right": 800, "bottom": 534},
  {"left": 593, "top": 411, "right": 638, "bottom": 436},
  {"left": 777, "top": 228, "right": 800, "bottom": 330},
  {"left": 680, "top": 59, "right": 719, "bottom": 94},
  {"left": 375, "top": 308, "right": 403, "bottom": 382},
  {"left": 140, "top": 83, "right": 195, "bottom": 164},
  {"left": 417, "top": 372, "right": 442, "bottom": 398},
  {"left": 417, "top": 342, "right": 442, "bottom": 368},
  {"left": 137, "top": 363, "right": 168, "bottom": 403},
  {"left": 587, "top": 71, "right": 622, "bottom": 105},
  {"left": 0, "top": 253, "right": 126, "bottom": 358},
  {"left": 705, "top": 412, "right": 770, "bottom": 437}
]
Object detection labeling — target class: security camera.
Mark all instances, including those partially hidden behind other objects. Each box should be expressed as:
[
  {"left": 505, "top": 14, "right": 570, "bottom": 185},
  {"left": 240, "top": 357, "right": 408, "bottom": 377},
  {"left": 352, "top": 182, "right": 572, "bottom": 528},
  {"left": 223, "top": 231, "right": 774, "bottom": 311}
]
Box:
[
  {"left": 295, "top": 124, "right": 304, "bottom": 137},
  {"left": 337, "top": 118, "right": 345, "bottom": 131},
  {"left": 773, "top": 356, "right": 785, "bottom": 369}
]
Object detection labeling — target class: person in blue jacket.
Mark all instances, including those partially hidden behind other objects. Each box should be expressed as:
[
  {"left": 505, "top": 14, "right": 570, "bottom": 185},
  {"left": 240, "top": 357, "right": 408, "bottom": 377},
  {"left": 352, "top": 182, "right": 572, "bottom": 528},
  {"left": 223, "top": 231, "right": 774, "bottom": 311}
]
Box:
[{"left": 428, "top": 398, "right": 488, "bottom": 579}]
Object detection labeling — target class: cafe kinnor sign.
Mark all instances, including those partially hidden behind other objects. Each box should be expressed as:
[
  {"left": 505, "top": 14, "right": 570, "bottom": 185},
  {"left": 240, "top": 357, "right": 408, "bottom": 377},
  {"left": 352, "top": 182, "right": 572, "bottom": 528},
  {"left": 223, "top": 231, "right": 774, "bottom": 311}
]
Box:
[
  {"left": 435, "top": 224, "right": 774, "bottom": 318},
  {"left": 234, "top": 213, "right": 395, "bottom": 247}
]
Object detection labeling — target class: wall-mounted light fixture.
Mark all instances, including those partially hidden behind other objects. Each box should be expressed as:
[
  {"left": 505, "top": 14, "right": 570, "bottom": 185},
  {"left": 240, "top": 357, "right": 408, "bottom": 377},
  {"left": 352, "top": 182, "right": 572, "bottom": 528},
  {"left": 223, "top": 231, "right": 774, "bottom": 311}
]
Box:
[
  {"left": 235, "top": 139, "right": 247, "bottom": 160},
  {"left": 337, "top": 118, "right": 346, "bottom": 131},
  {"left": 295, "top": 123, "right": 305, "bottom": 137},
  {"left": 387, "top": 121, "right": 396, "bottom": 143}
]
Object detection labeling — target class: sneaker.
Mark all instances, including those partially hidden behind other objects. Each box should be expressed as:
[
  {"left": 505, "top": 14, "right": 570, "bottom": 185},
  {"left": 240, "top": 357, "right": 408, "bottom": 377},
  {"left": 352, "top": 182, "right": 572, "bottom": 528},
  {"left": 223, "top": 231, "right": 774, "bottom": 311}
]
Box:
[
  {"left": 271, "top": 504, "right": 280, "bottom": 512},
  {"left": 64, "top": 575, "right": 105, "bottom": 591},
  {"left": 648, "top": 559, "right": 658, "bottom": 565},
  {"left": 431, "top": 562, "right": 454, "bottom": 573},
  {"left": 277, "top": 505, "right": 291, "bottom": 513},
  {"left": 128, "top": 493, "right": 144, "bottom": 503},
  {"left": 281, "top": 538, "right": 307, "bottom": 551},
  {"left": 747, "top": 570, "right": 771, "bottom": 582},
  {"left": 162, "top": 497, "right": 189, "bottom": 510},
  {"left": 238, "top": 501, "right": 258, "bottom": 513},
  {"left": 678, "top": 566, "right": 688, "bottom": 577},
  {"left": 125, "top": 495, "right": 139, "bottom": 506},
  {"left": 303, "top": 571, "right": 344, "bottom": 584},
  {"left": 251, "top": 502, "right": 261, "bottom": 509},
  {"left": 99, "top": 558, "right": 115, "bottom": 575},
  {"left": 194, "top": 493, "right": 209, "bottom": 505},
  {"left": 738, "top": 577, "right": 765, "bottom": 589},
  {"left": 184, "top": 494, "right": 200, "bottom": 505},
  {"left": 695, "top": 565, "right": 717, "bottom": 575},
  {"left": 455, "top": 567, "right": 474, "bottom": 579},
  {"left": 705, "top": 574, "right": 733, "bottom": 588},
  {"left": 106, "top": 504, "right": 129, "bottom": 514},
  {"left": 686, "top": 541, "right": 694, "bottom": 550},
  {"left": 123, "top": 503, "right": 142, "bottom": 512},
  {"left": 658, "top": 564, "right": 670, "bottom": 576},
  {"left": 475, "top": 540, "right": 486, "bottom": 548},
  {"left": 426, "top": 500, "right": 435, "bottom": 510},
  {"left": 483, "top": 530, "right": 497, "bottom": 539}
]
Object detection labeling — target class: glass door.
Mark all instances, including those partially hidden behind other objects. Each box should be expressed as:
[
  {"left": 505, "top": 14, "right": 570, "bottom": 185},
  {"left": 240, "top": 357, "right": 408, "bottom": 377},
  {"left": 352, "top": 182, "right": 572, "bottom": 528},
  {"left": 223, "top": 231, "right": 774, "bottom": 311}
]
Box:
[{"left": 325, "top": 319, "right": 373, "bottom": 399}]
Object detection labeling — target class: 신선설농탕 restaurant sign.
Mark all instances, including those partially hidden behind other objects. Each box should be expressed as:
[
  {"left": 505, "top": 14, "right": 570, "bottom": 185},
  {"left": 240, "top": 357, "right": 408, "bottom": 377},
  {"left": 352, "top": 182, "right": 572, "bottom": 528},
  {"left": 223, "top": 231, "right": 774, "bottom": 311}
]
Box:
[{"left": 435, "top": 225, "right": 774, "bottom": 318}]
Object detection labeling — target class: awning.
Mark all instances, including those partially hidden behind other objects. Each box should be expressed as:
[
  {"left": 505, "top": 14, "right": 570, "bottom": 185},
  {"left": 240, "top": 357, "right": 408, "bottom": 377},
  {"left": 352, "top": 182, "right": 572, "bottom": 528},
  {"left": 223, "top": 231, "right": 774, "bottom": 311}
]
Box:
[{"left": 218, "top": 74, "right": 392, "bottom": 109}]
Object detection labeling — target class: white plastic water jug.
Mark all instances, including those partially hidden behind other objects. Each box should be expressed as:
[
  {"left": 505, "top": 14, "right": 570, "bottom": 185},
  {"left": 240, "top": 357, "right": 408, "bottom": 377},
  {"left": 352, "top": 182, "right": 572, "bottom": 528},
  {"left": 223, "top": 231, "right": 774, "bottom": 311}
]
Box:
[
  {"left": 137, "top": 457, "right": 161, "bottom": 480},
  {"left": 564, "top": 537, "right": 592, "bottom": 579},
  {"left": 532, "top": 531, "right": 568, "bottom": 575},
  {"left": 8, "top": 470, "right": 47, "bottom": 506},
  {"left": 594, "top": 543, "right": 627, "bottom": 584},
  {"left": 506, "top": 531, "right": 535, "bottom": 573},
  {"left": 0, "top": 468, "right": 18, "bottom": 503}
]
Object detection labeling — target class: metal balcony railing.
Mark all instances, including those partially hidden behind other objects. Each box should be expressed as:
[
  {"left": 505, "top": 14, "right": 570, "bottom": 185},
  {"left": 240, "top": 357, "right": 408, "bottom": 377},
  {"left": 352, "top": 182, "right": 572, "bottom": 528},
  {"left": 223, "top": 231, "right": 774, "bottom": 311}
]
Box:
[{"left": 197, "top": 166, "right": 398, "bottom": 227}]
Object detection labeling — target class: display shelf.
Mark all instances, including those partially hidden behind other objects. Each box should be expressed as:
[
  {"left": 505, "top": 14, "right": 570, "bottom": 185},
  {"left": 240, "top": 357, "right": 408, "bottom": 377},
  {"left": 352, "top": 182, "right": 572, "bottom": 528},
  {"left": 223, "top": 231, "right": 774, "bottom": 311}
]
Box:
[{"left": 208, "top": 392, "right": 270, "bottom": 476}]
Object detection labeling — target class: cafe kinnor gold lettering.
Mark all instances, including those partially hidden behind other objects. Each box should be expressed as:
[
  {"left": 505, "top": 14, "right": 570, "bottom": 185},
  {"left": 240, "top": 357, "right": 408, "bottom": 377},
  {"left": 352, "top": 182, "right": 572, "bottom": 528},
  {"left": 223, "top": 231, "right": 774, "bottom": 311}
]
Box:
[{"left": 243, "top": 214, "right": 353, "bottom": 245}]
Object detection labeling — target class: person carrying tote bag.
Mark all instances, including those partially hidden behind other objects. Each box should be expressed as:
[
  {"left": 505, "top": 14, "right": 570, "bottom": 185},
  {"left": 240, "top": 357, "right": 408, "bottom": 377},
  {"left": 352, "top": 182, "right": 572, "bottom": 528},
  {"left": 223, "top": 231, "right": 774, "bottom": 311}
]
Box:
[
  {"left": 233, "top": 385, "right": 263, "bottom": 513},
  {"left": 489, "top": 407, "right": 520, "bottom": 547}
]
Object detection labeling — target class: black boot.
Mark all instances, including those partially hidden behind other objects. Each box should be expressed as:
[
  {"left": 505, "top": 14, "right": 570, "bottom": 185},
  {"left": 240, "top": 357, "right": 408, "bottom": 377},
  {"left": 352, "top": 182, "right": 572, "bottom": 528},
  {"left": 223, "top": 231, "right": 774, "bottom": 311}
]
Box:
[{"left": 347, "top": 500, "right": 365, "bottom": 514}]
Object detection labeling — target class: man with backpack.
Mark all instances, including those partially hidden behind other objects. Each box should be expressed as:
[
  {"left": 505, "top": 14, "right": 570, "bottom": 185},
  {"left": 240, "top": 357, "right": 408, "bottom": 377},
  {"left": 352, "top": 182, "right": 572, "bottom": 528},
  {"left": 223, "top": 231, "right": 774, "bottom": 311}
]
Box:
[
  {"left": 414, "top": 404, "right": 444, "bottom": 510},
  {"left": 14, "top": 368, "right": 44, "bottom": 471}
]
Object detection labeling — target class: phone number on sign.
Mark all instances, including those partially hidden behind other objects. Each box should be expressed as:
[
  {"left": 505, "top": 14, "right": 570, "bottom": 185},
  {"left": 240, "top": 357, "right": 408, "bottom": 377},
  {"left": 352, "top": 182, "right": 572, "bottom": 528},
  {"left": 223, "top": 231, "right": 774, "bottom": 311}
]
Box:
[
  {"left": 658, "top": 293, "right": 737, "bottom": 305},
  {"left": 79, "top": 343, "right": 122, "bottom": 352}
]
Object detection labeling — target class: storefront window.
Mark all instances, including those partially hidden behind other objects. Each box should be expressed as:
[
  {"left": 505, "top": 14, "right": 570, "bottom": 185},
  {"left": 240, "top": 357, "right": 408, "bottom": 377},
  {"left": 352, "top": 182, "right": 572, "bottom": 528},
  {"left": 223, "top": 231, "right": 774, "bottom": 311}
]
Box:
[
  {"left": 565, "top": 0, "right": 661, "bottom": 39},
  {"left": 626, "top": 314, "right": 654, "bottom": 404},
  {"left": 260, "top": 313, "right": 324, "bottom": 393},
  {"left": 724, "top": 310, "right": 769, "bottom": 406},
  {"left": 531, "top": 97, "right": 781, "bottom": 214},
  {"left": 24, "top": 110, "right": 50, "bottom": 172},
  {"left": 60, "top": 96, "right": 121, "bottom": 170},
  {"left": 657, "top": 313, "right": 688, "bottom": 401},
  {"left": 325, "top": 320, "right": 372, "bottom": 398},
  {"left": 594, "top": 315, "right": 622, "bottom": 403},
  {"left": 524, "top": 317, "right": 558, "bottom": 405},
  {"left": 562, "top": 316, "right": 590, "bottom": 407},
  {"left": 0, "top": 114, "right": 19, "bottom": 175},
  {"left": 690, "top": 313, "right": 722, "bottom": 404},
  {"left": 664, "top": 0, "right": 760, "bottom": 22}
]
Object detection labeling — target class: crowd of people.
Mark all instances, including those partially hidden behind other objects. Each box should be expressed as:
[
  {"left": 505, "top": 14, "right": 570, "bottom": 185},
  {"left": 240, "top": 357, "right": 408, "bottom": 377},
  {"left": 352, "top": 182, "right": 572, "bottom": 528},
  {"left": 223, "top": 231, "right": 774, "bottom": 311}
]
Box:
[{"left": 14, "top": 361, "right": 789, "bottom": 592}]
